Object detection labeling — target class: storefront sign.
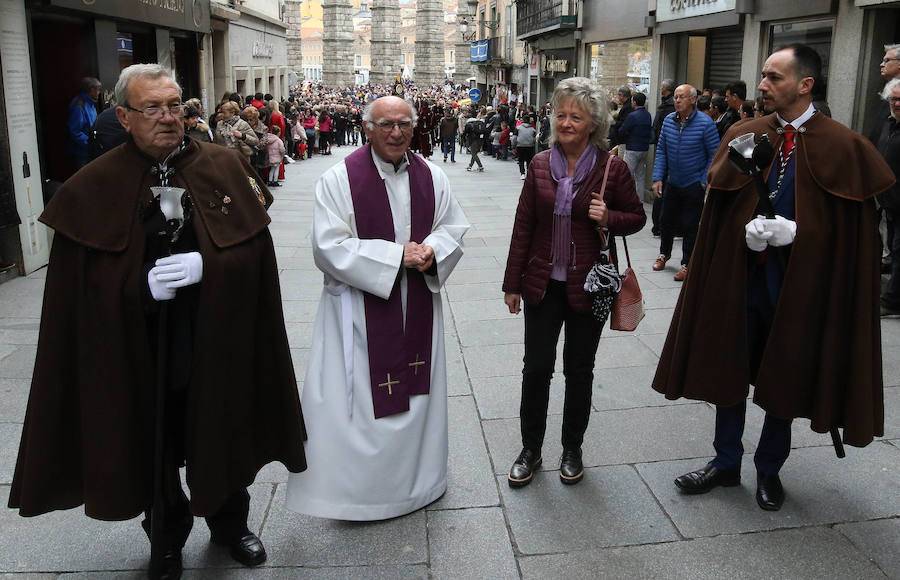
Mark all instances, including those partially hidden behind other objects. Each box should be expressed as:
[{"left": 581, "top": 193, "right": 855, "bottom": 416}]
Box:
[
  {"left": 252, "top": 41, "right": 274, "bottom": 58},
  {"left": 656, "top": 0, "right": 736, "bottom": 22},
  {"left": 544, "top": 59, "right": 569, "bottom": 74},
  {"left": 0, "top": 0, "right": 50, "bottom": 273},
  {"left": 50, "top": 0, "right": 209, "bottom": 32},
  {"left": 855, "top": 0, "right": 894, "bottom": 5}
]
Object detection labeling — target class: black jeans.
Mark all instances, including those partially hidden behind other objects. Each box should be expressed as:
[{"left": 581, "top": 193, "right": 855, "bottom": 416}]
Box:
[
  {"left": 883, "top": 208, "right": 900, "bottom": 309},
  {"left": 659, "top": 181, "right": 704, "bottom": 266},
  {"left": 517, "top": 146, "right": 535, "bottom": 176},
  {"left": 520, "top": 280, "right": 603, "bottom": 452}
]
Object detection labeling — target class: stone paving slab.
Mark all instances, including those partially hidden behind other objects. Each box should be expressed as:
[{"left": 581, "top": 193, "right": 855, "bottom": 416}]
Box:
[
  {"left": 0, "top": 318, "right": 39, "bottom": 346},
  {"left": 0, "top": 346, "right": 36, "bottom": 380},
  {"left": 884, "top": 345, "right": 900, "bottom": 388},
  {"left": 427, "top": 508, "right": 518, "bottom": 579},
  {"left": 445, "top": 282, "right": 505, "bottom": 302},
  {"left": 455, "top": 317, "right": 523, "bottom": 348},
  {"left": 290, "top": 348, "right": 310, "bottom": 388},
  {"left": 285, "top": 322, "right": 314, "bottom": 350},
  {"left": 260, "top": 485, "right": 427, "bottom": 567},
  {"left": 280, "top": 300, "right": 320, "bottom": 323},
  {"left": 180, "top": 565, "right": 429, "bottom": 579},
  {"left": 0, "top": 378, "right": 29, "bottom": 423},
  {"left": 592, "top": 365, "right": 691, "bottom": 411},
  {"left": 445, "top": 339, "right": 472, "bottom": 397},
  {"left": 462, "top": 343, "right": 524, "bottom": 379},
  {"left": 835, "top": 518, "right": 900, "bottom": 577},
  {"left": 885, "top": 386, "right": 900, "bottom": 441},
  {"left": 518, "top": 526, "right": 888, "bottom": 579},
  {"left": 471, "top": 374, "right": 563, "bottom": 421},
  {"left": 0, "top": 423, "right": 22, "bottom": 484},
  {"left": 444, "top": 268, "right": 505, "bottom": 286},
  {"left": 882, "top": 319, "right": 900, "bottom": 347},
  {"left": 429, "top": 396, "right": 499, "bottom": 511},
  {"left": 593, "top": 335, "right": 659, "bottom": 369},
  {"left": 0, "top": 278, "right": 44, "bottom": 318},
  {"left": 636, "top": 332, "right": 667, "bottom": 357},
  {"left": 497, "top": 465, "right": 679, "bottom": 554},
  {"left": 636, "top": 442, "right": 900, "bottom": 539},
  {"left": 450, "top": 299, "right": 512, "bottom": 323}
]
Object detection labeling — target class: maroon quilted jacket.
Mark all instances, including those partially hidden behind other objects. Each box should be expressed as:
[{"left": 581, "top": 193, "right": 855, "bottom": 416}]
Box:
[{"left": 503, "top": 148, "right": 646, "bottom": 313}]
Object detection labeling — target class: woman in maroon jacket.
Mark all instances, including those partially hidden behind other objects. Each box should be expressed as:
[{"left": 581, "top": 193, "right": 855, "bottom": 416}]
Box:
[{"left": 502, "top": 78, "right": 646, "bottom": 487}]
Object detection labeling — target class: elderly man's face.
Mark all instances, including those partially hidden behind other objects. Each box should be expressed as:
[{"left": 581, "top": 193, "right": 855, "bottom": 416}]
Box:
[
  {"left": 116, "top": 76, "right": 183, "bottom": 162},
  {"left": 890, "top": 86, "right": 900, "bottom": 119},
  {"left": 882, "top": 49, "right": 900, "bottom": 81},
  {"left": 364, "top": 96, "right": 414, "bottom": 165},
  {"left": 673, "top": 85, "right": 697, "bottom": 116}
]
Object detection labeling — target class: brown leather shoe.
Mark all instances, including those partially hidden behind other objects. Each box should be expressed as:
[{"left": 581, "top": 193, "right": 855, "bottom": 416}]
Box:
[
  {"left": 652, "top": 254, "right": 668, "bottom": 271},
  {"left": 674, "top": 265, "right": 688, "bottom": 281}
]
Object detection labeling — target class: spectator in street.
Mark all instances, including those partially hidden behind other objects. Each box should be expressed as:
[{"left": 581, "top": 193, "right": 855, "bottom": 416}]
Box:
[
  {"left": 537, "top": 104, "right": 552, "bottom": 152},
  {"left": 740, "top": 101, "right": 755, "bottom": 120},
  {"left": 711, "top": 95, "right": 729, "bottom": 137},
  {"left": 502, "top": 77, "right": 645, "bottom": 488},
  {"left": 67, "top": 77, "right": 102, "bottom": 170},
  {"left": 265, "top": 125, "right": 286, "bottom": 187},
  {"left": 651, "top": 79, "right": 677, "bottom": 237},
  {"left": 697, "top": 94, "right": 712, "bottom": 117},
  {"left": 618, "top": 92, "right": 652, "bottom": 197},
  {"left": 875, "top": 78, "right": 900, "bottom": 316},
  {"left": 654, "top": 43, "right": 893, "bottom": 512},
  {"left": 722, "top": 80, "right": 746, "bottom": 133},
  {"left": 873, "top": 45, "right": 900, "bottom": 274},
  {"left": 242, "top": 106, "right": 269, "bottom": 178},
  {"left": 251, "top": 92, "right": 265, "bottom": 109},
  {"left": 88, "top": 105, "right": 129, "bottom": 161},
  {"left": 754, "top": 96, "right": 767, "bottom": 117},
  {"left": 291, "top": 115, "right": 308, "bottom": 159},
  {"left": 609, "top": 86, "right": 633, "bottom": 147},
  {"left": 651, "top": 84, "right": 720, "bottom": 282},
  {"left": 439, "top": 107, "right": 458, "bottom": 163},
  {"left": 332, "top": 104, "right": 347, "bottom": 147},
  {"left": 318, "top": 110, "right": 332, "bottom": 155},
  {"left": 269, "top": 102, "right": 287, "bottom": 184},
  {"left": 514, "top": 115, "right": 537, "bottom": 180},
  {"left": 9, "top": 62, "right": 307, "bottom": 580},
  {"left": 183, "top": 105, "right": 213, "bottom": 143},
  {"left": 214, "top": 100, "right": 259, "bottom": 162},
  {"left": 302, "top": 109, "right": 317, "bottom": 155},
  {"left": 464, "top": 109, "right": 486, "bottom": 172}
]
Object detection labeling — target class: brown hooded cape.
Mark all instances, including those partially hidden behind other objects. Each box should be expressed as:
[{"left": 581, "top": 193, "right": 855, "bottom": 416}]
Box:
[
  {"left": 9, "top": 138, "right": 307, "bottom": 520},
  {"left": 652, "top": 113, "right": 894, "bottom": 447}
]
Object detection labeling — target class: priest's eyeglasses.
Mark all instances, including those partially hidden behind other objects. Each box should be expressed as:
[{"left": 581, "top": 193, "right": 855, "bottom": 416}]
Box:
[
  {"left": 372, "top": 119, "right": 414, "bottom": 133},
  {"left": 125, "top": 104, "right": 186, "bottom": 120}
]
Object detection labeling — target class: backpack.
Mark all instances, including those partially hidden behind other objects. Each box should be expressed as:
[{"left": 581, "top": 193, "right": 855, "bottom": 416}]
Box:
[{"left": 469, "top": 119, "right": 485, "bottom": 139}]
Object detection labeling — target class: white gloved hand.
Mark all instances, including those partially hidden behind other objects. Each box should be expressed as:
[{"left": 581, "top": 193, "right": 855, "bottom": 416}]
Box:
[
  {"left": 744, "top": 216, "right": 771, "bottom": 252},
  {"left": 153, "top": 252, "right": 204, "bottom": 289},
  {"left": 764, "top": 215, "right": 797, "bottom": 247},
  {"left": 148, "top": 267, "right": 177, "bottom": 301}
]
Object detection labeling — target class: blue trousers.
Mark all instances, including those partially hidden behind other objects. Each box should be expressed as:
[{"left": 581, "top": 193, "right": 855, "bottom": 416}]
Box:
[{"left": 441, "top": 136, "right": 455, "bottom": 161}]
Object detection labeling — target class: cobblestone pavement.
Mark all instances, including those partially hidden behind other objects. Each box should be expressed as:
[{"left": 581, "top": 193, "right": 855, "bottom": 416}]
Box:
[{"left": 0, "top": 143, "right": 898, "bottom": 579}]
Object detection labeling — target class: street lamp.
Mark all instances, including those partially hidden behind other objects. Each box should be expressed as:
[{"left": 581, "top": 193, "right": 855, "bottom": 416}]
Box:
[{"left": 458, "top": 16, "right": 501, "bottom": 42}]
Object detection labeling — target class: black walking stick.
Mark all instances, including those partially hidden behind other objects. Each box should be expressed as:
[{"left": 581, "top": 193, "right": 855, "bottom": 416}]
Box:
[{"left": 728, "top": 134, "right": 846, "bottom": 459}]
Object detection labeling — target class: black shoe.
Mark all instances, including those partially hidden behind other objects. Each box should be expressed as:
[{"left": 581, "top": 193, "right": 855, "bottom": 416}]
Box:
[
  {"left": 148, "top": 549, "right": 182, "bottom": 580},
  {"left": 674, "top": 462, "right": 741, "bottom": 494},
  {"left": 508, "top": 448, "right": 542, "bottom": 487},
  {"left": 212, "top": 532, "right": 267, "bottom": 567},
  {"left": 756, "top": 473, "right": 785, "bottom": 511},
  {"left": 559, "top": 448, "right": 584, "bottom": 485}
]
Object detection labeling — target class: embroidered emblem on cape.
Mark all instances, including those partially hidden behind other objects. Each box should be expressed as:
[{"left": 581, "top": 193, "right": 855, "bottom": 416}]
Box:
[
  {"left": 248, "top": 176, "right": 266, "bottom": 205},
  {"left": 210, "top": 190, "right": 235, "bottom": 214}
]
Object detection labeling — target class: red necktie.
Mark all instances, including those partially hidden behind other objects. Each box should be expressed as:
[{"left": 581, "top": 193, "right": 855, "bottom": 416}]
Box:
[{"left": 782, "top": 124, "right": 795, "bottom": 164}]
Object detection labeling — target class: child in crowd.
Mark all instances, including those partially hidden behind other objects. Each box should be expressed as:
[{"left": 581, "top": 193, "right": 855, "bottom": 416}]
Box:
[{"left": 266, "top": 125, "right": 286, "bottom": 187}]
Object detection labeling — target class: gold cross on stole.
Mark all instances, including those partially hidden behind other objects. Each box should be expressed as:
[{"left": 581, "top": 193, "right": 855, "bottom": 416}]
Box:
[
  {"left": 408, "top": 353, "right": 426, "bottom": 375},
  {"left": 378, "top": 373, "right": 399, "bottom": 395}
]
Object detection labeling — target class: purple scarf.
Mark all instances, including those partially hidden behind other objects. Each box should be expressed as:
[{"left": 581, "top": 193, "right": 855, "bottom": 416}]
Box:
[{"left": 550, "top": 143, "right": 597, "bottom": 277}]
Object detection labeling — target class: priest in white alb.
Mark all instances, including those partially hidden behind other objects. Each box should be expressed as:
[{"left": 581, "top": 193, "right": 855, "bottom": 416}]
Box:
[{"left": 285, "top": 96, "right": 469, "bottom": 520}]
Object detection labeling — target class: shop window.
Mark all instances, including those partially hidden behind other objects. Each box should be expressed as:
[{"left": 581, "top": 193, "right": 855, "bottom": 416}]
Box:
[
  {"left": 588, "top": 38, "right": 652, "bottom": 99},
  {"left": 768, "top": 19, "right": 834, "bottom": 84}
]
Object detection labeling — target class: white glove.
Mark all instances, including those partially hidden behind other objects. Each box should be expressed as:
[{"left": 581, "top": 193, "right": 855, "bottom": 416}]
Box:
[
  {"left": 765, "top": 215, "right": 797, "bottom": 247},
  {"left": 153, "top": 252, "right": 203, "bottom": 289},
  {"left": 147, "top": 267, "right": 176, "bottom": 301},
  {"left": 744, "top": 216, "right": 771, "bottom": 252}
]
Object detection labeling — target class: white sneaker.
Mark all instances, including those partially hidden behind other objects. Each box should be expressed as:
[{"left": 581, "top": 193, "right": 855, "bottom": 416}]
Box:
[{"left": 520, "top": 174, "right": 525, "bottom": 180}]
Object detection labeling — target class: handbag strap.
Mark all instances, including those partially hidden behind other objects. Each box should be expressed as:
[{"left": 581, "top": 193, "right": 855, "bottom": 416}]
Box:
[
  {"left": 621, "top": 235, "right": 632, "bottom": 269},
  {"left": 595, "top": 155, "right": 633, "bottom": 270}
]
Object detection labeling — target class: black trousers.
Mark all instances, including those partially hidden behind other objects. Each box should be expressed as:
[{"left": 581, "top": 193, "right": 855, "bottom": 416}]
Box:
[
  {"left": 517, "top": 146, "right": 535, "bottom": 176},
  {"left": 520, "top": 280, "right": 603, "bottom": 452},
  {"left": 141, "top": 387, "right": 251, "bottom": 551},
  {"left": 710, "top": 259, "right": 791, "bottom": 475},
  {"left": 659, "top": 181, "right": 704, "bottom": 265}
]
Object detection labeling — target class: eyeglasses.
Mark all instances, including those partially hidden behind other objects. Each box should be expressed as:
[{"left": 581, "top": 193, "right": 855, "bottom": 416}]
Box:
[
  {"left": 889, "top": 97, "right": 900, "bottom": 103},
  {"left": 124, "top": 104, "right": 186, "bottom": 120},
  {"left": 371, "top": 119, "right": 414, "bottom": 132},
  {"left": 883, "top": 57, "right": 900, "bottom": 64}
]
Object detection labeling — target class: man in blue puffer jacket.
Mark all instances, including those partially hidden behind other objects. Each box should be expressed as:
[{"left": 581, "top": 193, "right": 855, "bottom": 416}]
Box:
[
  {"left": 651, "top": 84, "right": 720, "bottom": 281},
  {"left": 66, "top": 77, "right": 102, "bottom": 170}
]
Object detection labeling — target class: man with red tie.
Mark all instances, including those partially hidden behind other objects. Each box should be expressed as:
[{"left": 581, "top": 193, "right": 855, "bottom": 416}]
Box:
[{"left": 653, "top": 44, "right": 894, "bottom": 511}]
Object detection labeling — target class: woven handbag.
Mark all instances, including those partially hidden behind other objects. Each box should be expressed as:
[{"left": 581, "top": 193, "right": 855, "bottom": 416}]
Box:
[{"left": 609, "top": 236, "right": 645, "bottom": 331}]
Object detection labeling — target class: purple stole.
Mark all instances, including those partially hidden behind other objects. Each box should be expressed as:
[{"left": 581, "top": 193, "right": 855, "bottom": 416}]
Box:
[{"left": 345, "top": 144, "right": 436, "bottom": 418}]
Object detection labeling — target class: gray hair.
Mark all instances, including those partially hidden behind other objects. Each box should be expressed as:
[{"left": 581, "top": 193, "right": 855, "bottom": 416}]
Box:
[
  {"left": 114, "top": 63, "right": 181, "bottom": 108},
  {"left": 882, "top": 77, "right": 900, "bottom": 101},
  {"left": 886, "top": 44, "right": 900, "bottom": 57},
  {"left": 362, "top": 97, "right": 418, "bottom": 128},
  {"left": 548, "top": 77, "right": 612, "bottom": 151},
  {"left": 661, "top": 78, "right": 676, "bottom": 93}
]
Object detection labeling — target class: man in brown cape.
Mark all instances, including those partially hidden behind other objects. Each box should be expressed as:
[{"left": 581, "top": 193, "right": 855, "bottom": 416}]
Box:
[
  {"left": 8, "top": 64, "right": 307, "bottom": 579},
  {"left": 653, "top": 44, "right": 894, "bottom": 511}
]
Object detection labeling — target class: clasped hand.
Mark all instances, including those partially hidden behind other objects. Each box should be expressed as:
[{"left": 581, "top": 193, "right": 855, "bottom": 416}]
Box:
[
  {"left": 403, "top": 242, "right": 435, "bottom": 272},
  {"left": 588, "top": 193, "right": 608, "bottom": 226},
  {"left": 744, "top": 215, "right": 797, "bottom": 252},
  {"left": 147, "top": 252, "right": 204, "bottom": 301}
]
